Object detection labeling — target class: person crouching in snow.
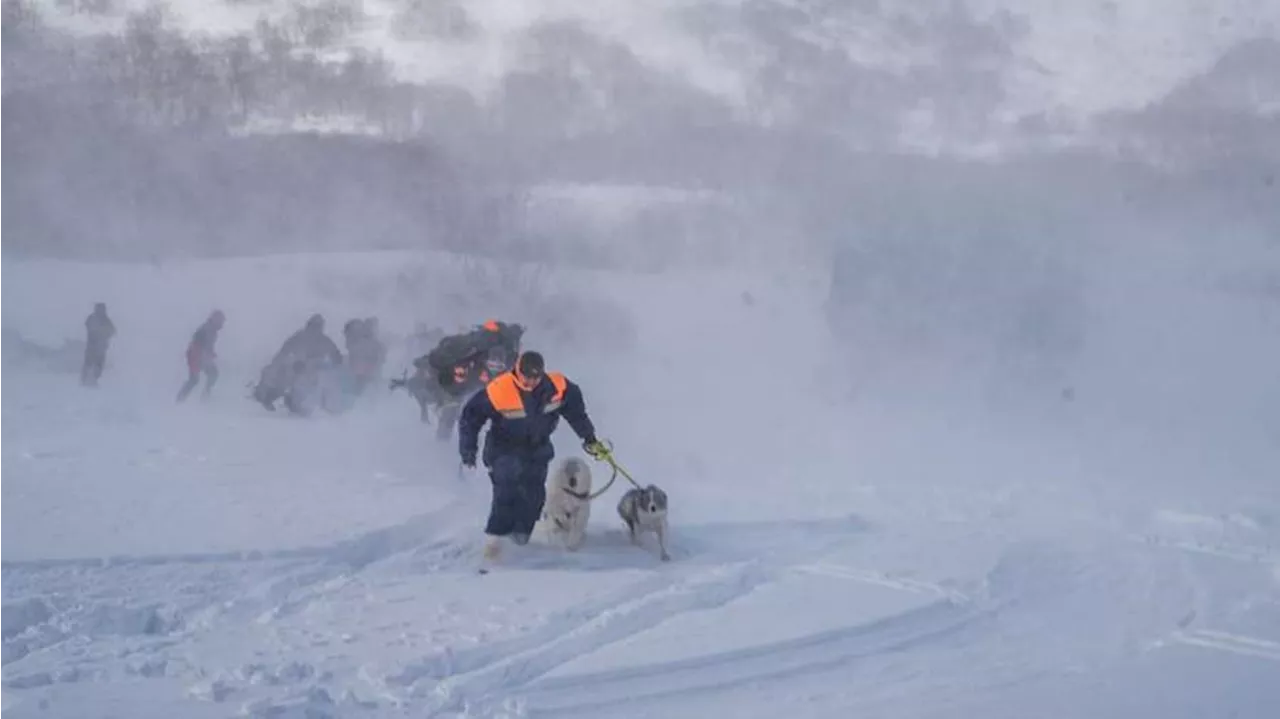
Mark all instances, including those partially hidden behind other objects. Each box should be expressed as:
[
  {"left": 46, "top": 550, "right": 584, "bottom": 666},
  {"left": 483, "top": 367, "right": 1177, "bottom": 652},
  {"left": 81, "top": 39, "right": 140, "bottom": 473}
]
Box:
[
  {"left": 177, "top": 310, "right": 225, "bottom": 402},
  {"left": 253, "top": 313, "right": 343, "bottom": 412},
  {"left": 457, "top": 351, "right": 607, "bottom": 566}
]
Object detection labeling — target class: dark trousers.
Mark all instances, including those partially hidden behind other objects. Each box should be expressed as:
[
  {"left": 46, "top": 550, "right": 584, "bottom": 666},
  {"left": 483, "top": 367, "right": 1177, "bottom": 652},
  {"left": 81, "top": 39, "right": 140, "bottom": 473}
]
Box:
[
  {"left": 81, "top": 345, "right": 107, "bottom": 387},
  {"left": 485, "top": 454, "right": 549, "bottom": 538},
  {"left": 436, "top": 387, "right": 480, "bottom": 440},
  {"left": 436, "top": 401, "right": 460, "bottom": 441},
  {"left": 177, "top": 362, "right": 219, "bottom": 402}
]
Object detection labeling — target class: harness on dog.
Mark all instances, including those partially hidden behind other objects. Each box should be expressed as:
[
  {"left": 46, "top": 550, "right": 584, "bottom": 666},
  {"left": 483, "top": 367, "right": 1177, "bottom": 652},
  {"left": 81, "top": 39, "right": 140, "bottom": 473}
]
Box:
[{"left": 561, "top": 465, "right": 615, "bottom": 501}]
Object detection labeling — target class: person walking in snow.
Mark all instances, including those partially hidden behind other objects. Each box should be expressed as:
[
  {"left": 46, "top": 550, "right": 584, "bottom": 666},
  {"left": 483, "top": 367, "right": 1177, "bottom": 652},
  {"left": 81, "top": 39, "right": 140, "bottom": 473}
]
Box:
[
  {"left": 362, "top": 317, "right": 388, "bottom": 381},
  {"left": 177, "top": 310, "right": 225, "bottom": 402},
  {"left": 344, "top": 317, "right": 388, "bottom": 396},
  {"left": 421, "top": 319, "right": 524, "bottom": 440},
  {"left": 457, "top": 351, "right": 606, "bottom": 566},
  {"left": 253, "top": 313, "right": 344, "bottom": 412},
  {"left": 81, "top": 302, "right": 116, "bottom": 387}
]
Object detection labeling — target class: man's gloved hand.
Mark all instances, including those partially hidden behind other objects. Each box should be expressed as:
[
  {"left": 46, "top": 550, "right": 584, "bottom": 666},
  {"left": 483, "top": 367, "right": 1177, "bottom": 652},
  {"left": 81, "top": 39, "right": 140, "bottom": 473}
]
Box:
[
  {"left": 461, "top": 451, "right": 477, "bottom": 469},
  {"left": 583, "top": 439, "right": 611, "bottom": 462}
]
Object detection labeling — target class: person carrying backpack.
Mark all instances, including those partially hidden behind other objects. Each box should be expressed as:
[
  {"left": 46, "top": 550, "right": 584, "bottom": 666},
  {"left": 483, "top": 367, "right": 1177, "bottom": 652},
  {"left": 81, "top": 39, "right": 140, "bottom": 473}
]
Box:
[{"left": 417, "top": 320, "right": 523, "bottom": 440}]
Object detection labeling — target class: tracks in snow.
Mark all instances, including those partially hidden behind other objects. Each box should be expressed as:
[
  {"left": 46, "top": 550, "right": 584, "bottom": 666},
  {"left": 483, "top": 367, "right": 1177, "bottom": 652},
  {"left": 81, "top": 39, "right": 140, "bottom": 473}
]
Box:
[
  {"left": 0, "top": 498, "right": 480, "bottom": 688},
  {"left": 1162, "top": 629, "right": 1280, "bottom": 662},
  {"left": 796, "top": 562, "right": 972, "bottom": 603},
  {"left": 521, "top": 595, "right": 987, "bottom": 716},
  {"left": 12, "top": 497, "right": 1277, "bottom": 715},
  {"left": 404, "top": 525, "right": 1280, "bottom": 716},
  {"left": 389, "top": 516, "right": 984, "bottom": 716},
  {"left": 420, "top": 561, "right": 777, "bottom": 714}
]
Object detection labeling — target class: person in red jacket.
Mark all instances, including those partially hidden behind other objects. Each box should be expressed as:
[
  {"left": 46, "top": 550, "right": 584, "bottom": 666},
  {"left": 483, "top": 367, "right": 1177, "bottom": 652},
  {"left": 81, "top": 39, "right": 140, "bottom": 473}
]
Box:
[{"left": 177, "top": 310, "right": 225, "bottom": 402}]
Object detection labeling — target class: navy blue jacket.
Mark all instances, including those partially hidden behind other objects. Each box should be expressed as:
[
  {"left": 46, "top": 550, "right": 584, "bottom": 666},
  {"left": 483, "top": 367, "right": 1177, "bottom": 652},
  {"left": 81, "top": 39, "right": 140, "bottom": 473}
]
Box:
[{"left": 458, "top": 371, "right": 596, "bottom": 466}]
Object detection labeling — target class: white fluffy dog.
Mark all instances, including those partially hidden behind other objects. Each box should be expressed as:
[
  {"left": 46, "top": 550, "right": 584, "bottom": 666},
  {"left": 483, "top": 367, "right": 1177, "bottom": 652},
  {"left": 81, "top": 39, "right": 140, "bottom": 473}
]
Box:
[{"left": 540, "top": 457, "right": 593, "bottom": 550}]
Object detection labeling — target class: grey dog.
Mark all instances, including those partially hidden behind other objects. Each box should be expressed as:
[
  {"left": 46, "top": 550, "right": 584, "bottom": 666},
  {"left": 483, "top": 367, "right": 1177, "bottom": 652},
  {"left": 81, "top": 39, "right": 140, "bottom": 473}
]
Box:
[{"left": 617, "top": 484, "right": 671, "bottom": 561}]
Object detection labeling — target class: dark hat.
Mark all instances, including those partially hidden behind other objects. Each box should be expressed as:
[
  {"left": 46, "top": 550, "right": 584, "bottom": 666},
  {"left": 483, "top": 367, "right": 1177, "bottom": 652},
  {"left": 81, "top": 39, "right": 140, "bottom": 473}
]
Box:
[{"left": 517, "top": 351, "right": 545, "bottom": 376}]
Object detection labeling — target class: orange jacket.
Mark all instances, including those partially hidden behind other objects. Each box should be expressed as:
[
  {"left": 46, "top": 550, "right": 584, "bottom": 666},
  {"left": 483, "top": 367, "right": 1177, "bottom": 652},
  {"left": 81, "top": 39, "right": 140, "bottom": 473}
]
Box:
[{"left": 458, "top": 370, "right": 596, "bottom": 465}]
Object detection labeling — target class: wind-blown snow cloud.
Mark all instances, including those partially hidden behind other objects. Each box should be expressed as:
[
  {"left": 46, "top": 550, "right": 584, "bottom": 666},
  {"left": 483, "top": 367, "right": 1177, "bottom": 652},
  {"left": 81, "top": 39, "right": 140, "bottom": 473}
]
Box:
[{"left": 3, "top": 4, "right": 1280, "bottom": 718}]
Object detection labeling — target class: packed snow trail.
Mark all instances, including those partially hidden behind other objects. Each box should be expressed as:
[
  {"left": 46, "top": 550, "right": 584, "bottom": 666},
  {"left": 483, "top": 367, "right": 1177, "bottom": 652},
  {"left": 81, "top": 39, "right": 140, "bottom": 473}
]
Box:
[{"left": 4, "top": 253, "right": 1279, "bottom": 718}]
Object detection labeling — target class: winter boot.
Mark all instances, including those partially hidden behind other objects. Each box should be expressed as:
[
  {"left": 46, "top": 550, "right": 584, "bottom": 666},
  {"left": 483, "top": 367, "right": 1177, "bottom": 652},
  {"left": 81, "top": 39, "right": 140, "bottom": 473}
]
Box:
[{"left": 482, "top": 535, "right": 503, "bottom": 564}]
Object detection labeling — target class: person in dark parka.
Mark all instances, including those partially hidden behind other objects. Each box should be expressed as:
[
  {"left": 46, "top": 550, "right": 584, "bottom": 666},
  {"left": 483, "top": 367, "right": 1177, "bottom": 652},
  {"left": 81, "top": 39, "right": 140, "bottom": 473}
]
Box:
[
  {"left": 253, "top": 313, "right": 343, "bottom": 411},
  {"left": 81, "top": 302, "right": 116, "bottom": 387},
  {"left": 345, "top": 317, "right": 388, "bottom": 395},
  {"left": 427, "top": 320, "right": 523, "bottom": 435},
  {"left": 457, "top": 351, "right": 604, "bottom": 565}
]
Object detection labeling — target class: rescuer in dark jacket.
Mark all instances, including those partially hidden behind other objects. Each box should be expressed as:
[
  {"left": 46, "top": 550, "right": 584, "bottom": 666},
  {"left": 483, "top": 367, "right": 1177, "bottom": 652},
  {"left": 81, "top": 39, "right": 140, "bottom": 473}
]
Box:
[{"left": 457, "top": 351, "right": 604, "bottom": 564}]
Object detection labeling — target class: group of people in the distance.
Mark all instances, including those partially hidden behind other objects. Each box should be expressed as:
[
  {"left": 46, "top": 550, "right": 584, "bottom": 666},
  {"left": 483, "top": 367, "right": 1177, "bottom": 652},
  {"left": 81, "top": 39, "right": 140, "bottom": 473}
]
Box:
[
  {"left": 80, "top": 302, "right": 221, "bottom": 396},
  {"left": 77, "top": 304, "right": 385, "bottom": 409},
  {"left": 249, "top": 313, "right": 387, "bottom": 415},
  {"left": 76, "top": 304, "right": 610, "bottom": 565}
]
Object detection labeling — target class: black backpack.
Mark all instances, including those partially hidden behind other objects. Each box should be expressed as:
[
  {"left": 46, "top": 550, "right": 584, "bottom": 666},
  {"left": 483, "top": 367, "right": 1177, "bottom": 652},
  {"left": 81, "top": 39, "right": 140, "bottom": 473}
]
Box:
[
  {"left": 425, "top": 332, "right": 482, "bottom": 372},
  {"left": 422, "top": 322, "right": 524, "bottom": 372},
  {"left": 494, "top": 323, "right": 524, "bottom": 360}
]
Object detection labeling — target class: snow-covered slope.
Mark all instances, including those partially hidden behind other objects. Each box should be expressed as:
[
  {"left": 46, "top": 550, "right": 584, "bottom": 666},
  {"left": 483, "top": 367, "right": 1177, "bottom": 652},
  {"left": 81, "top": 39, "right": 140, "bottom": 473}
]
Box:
[{"left": 3, "top": 251, "right": 1278, "bottom": 718}]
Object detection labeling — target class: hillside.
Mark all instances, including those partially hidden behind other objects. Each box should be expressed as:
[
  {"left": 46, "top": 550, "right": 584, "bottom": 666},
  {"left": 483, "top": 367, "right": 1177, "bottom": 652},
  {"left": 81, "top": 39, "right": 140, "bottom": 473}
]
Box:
[
  {"left": 4, "top": 0, "right": 1278, "bottom": 260},
  {"left": 3, "top": 251, "right": 1279, "bottom": 717}
]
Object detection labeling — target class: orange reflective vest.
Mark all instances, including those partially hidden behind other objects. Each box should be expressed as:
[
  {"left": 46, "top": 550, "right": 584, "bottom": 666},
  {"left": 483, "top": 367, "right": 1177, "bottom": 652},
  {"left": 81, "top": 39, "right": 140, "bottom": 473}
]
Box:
[{"left": 485, "top": 371, "right": 568, "bottom": 419}]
